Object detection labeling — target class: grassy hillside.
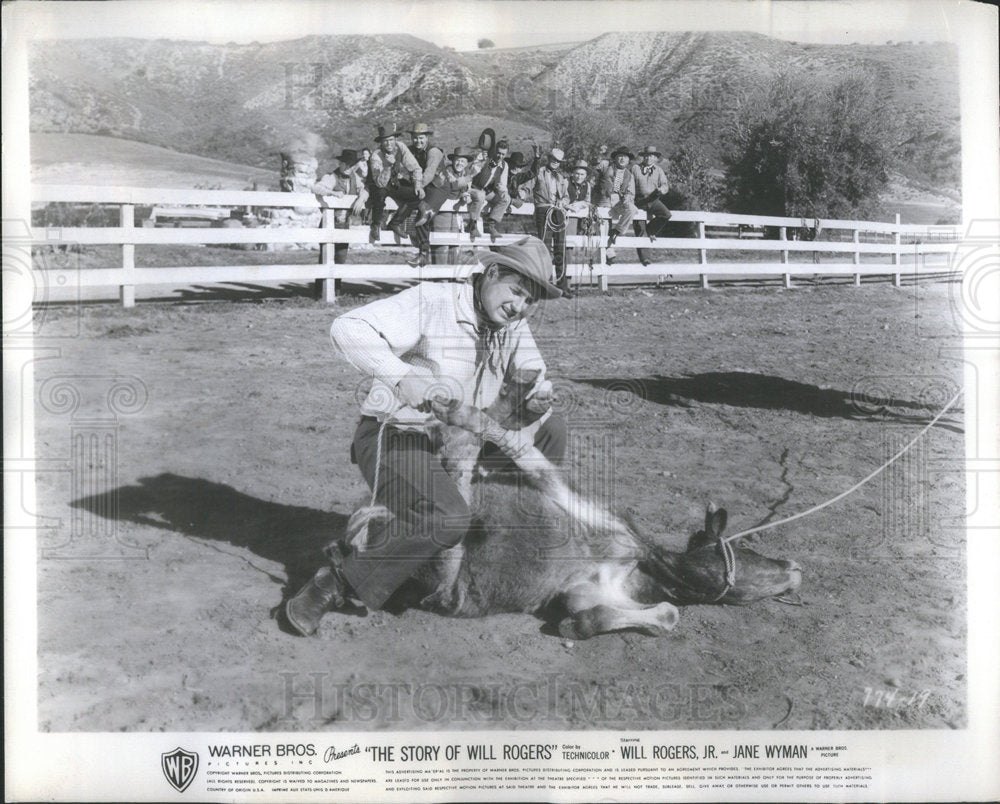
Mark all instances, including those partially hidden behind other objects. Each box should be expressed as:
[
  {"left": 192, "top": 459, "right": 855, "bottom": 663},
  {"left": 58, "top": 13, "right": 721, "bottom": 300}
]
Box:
[
  {"left": 29, "top": 33, "right": 960, "bottom": 195},
  {"left": 31, "top": 133, "right": 277, "bottom": 189}
]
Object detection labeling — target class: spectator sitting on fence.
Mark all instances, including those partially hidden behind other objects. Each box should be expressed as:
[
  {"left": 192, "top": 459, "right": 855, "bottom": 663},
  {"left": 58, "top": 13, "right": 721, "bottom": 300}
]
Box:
[
  {"left": 387, "top": 122, "right": 447, "bottom": 262},
  {"left": 595, "top": 145, "right": 638, "bottom": 266},
  {"left": 284, "top": 236, "right": 567, "bottom": 637},
  {"left": 405, "top": 147, "right": 476, "bottom": 267},
  {"left": 358, "top": 148, "right": 372, "bottom": 224},
  {"left": 533, "top": 147, "right": 572, "bottom": 297},
  {"left": 365, "top": 123, "right": 424, "bottom": 246},
  {"left": 630, "top": 145, "right": 672, "bottom": 267},
  {"left": 312, "top": 148, "right": 369, "bottom": 264},
  {"left": 507, "top": 146, "right": 540, "bottom": 209},
  {"left": 566, "top": 159, "right": 599, "bottom": 270},
  {"left": 468, "top": 138, "right": 512, "bottom": 243}
]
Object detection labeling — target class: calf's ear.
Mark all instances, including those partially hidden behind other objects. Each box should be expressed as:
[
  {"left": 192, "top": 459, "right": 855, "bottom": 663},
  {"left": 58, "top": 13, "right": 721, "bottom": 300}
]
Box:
[{"left": 687, "top": 505, "right": 730, "bottom": 552}]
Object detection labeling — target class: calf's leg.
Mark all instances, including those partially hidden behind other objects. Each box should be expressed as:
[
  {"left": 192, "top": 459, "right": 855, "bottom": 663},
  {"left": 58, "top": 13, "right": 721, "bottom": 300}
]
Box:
[{"left": 558, "top": 579, "right": 679, "bottom": 639}]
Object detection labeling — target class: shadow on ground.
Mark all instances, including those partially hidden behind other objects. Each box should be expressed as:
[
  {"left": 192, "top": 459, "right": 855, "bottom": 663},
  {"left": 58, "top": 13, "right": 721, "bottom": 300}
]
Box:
[
  {"left": 575, "top": 371, "right": 962, "bottom": 431},
  {"left": 70, "top": 473, "right": 347, "bottom": 597}
]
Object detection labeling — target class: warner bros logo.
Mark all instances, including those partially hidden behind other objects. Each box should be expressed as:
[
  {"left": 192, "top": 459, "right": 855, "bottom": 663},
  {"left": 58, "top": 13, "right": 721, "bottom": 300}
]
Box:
[{"left": 161, "top": 747, "right": 199, "bottom": 793}]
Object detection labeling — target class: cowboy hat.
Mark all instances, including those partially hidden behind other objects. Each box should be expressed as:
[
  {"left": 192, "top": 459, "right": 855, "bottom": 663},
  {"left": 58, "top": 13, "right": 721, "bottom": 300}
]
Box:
[
  {"left": 446, "top": 146, "right": 477, "bottom": 161},
  {"left": 507, "top": 151, "right": 528, "bottom": 169},
  {"left": 374, "top": 123, "right": 402, "bottom": 142},
  {"left": 570, "top": 159, "right": 590, "bottom": 172},
  {"left": 335, "top": 148, "right": 360, "bottom": 165},
  {"left": 638, "top": 145, "right": 662, "bottom": 157},
  {"left": 611, "top": 145, "right": 635, "bottom": 160},
  {"left": 547, "top": 148, "right": 565, "bottom": 163},
  {"left": 478, "top": 236, "right": 562, "bottom": 299},
  {"left": 407, "top": 122, "right": 434, "bottom": 136}
]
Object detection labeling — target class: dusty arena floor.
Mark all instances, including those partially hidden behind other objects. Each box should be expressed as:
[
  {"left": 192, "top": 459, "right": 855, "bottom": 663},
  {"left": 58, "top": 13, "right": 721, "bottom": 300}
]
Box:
[{"left": 33, "top": 277, "right": 966, "bottom": 731}]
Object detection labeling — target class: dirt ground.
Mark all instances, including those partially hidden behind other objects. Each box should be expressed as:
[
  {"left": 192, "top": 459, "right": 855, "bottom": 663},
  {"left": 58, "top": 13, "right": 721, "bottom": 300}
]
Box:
[{"left": 32, "top": 276, "right": 966, "bottom": 732}]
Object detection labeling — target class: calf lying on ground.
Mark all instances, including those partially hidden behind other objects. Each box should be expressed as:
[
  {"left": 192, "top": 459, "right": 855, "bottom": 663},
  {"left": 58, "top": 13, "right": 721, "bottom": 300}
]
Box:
[{"left": 339, "top": 370, "right": 801, "bottom": 639}]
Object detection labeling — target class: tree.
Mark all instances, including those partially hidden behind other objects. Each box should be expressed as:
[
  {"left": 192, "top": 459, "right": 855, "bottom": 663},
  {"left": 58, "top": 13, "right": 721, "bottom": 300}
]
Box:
[
  {"left": 723, "top": 71, "right": 896, "bottom": 219},
  {"left": 477, "top": 38, "right": 495, "bottom": 49},
  {"left": 547, "top": 108, "right": 632, "bottom": 162}
]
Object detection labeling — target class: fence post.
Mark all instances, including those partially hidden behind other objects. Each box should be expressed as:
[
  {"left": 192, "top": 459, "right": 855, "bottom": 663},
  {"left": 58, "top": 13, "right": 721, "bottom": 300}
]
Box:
[
  {"left": 779, "top": 226, "right": 791, "bottom": 288},
  {"left": 597, "top": 215, "right": 609, "bottom": 292},
  {"left": 853, "top": 229, "right": 861, "bottom": 286},
  {"left": 120, "top": 204, "right": 135, "bottom": 308},
  {"left": 698, "top": 220, "right": 709, "bottom": 289},
  {"left": 597, "top": 216, "right": 608, "bottom": 291},
  {"left": 893, "top": 213, "right": 901, "bottom": 287},
  {"left": 317, "top": 208, "right": 337, "bottom": 303}
]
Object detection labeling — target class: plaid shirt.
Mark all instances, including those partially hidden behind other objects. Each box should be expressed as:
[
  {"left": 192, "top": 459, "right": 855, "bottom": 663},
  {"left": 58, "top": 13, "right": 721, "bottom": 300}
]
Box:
[{"left": 330, "top": 280, "right": 546, "bottom": 430}]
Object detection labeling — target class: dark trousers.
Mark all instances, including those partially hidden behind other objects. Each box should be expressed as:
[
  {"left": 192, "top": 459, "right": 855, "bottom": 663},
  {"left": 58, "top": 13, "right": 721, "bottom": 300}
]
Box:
[
  {"left": 341, "top": 413, "right": 567, "bottom": 610},
  {"left": 633, "top": 196, "right": 671, "bottom": 263},
  {"left": 333, "top": 209, "right": 354, "bottom": 263},
  {"left": 368, "top": 182, "right": 420, "bottom": 230},
  {"left": 409, "top": 184, "right": 463, "bottom": 251},
  {"left": 534, "top": 205, "right": 566, "bottom": 269}
]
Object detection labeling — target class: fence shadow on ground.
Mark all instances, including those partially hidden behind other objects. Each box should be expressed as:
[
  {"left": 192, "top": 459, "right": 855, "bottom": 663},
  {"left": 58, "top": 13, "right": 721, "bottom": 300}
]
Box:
[
  {"left": 70, "top": 473, "right": 348, "bottom": 625},
  {"left": 575, "top": 372, "right": 962, "bottom": 431}
]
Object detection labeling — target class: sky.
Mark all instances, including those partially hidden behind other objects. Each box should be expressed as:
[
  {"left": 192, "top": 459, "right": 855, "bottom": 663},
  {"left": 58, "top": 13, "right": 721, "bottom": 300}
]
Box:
[{"left": 9, "top": 0, "right": 959, "bottom": 50}]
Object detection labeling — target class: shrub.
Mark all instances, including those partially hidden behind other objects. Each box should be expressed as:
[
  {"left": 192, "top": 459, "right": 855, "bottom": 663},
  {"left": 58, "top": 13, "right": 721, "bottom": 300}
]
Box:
[{"left": 723, "top": 71, "right": 896, "bottom": 219}]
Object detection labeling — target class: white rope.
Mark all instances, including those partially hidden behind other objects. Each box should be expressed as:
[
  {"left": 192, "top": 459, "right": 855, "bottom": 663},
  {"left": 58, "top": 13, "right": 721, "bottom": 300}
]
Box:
[
  {"left": 721, "top": 388, "right": 962, "bottom": 545},
  {"left": 544, "top": 205, "right": 568, "bottom": 281},
  {"left": 370, "top": 419, "right": 388, "bottom": 508}
]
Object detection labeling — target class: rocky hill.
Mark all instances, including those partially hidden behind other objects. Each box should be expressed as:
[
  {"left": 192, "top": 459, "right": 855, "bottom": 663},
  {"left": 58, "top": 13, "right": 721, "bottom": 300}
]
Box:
[{"left": 29, "top": 32, "right": 960, "bottom": 192}]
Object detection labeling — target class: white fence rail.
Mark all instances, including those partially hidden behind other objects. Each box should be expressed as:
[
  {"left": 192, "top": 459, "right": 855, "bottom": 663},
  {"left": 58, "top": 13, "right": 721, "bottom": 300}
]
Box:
[{"left": 31, "top": 185, "right": 961, "bottom": 306}]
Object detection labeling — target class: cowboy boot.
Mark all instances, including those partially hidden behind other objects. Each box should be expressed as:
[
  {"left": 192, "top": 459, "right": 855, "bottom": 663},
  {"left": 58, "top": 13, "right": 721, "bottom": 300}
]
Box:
[
  {"left": 285, "top": 564, "right": 349, "bottom": 636},
  {"left": 387, "top": 214, "right": 406, "bottom": 244},
  {"left": 607, "top": 229, "right": 618, "bottom": 247},
  {"left": 413, "top": 202, "right": 433, "bottom": 228},
  {"left": 406, "top": 248, "right": 429, "bottom": 268},
  {"left": 484, "top": 219, "right": 499, "bottom": 243},
  {"left": 557, "top": 273, "right": 573, "bottom": 298},
  {"left": 466, "top": 218, "right": 479, "bottom": 242}
]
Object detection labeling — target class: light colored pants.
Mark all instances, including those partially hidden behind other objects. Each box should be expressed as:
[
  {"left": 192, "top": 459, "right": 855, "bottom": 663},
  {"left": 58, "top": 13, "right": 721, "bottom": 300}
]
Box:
[
  {"left": 469, "top": 186, "right": 511, "bottom": 224},
  {"left": 596, "top": 199, "right": 637, "bottom": 258}
]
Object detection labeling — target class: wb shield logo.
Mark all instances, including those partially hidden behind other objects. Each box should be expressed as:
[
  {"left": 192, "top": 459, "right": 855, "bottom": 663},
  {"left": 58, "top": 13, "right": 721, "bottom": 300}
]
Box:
[{"left": 161, "top": 747, "right": 199, "bottom": 793}]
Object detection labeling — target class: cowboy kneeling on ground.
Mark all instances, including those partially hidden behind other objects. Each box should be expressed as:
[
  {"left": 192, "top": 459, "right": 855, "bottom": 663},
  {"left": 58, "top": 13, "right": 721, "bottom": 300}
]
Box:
[{"left": 286, "top": 236, "right": 568, "bottom": 636}]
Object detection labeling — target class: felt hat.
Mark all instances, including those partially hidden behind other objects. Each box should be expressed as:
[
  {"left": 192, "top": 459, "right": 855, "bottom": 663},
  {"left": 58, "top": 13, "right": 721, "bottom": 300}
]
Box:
[
  {"left": 478, "top": 236, "right": 562, "bottom": 299},
  {"left": 408, "top": 122, "right": 434, "bottom": 136},
  {"left": 447, "top": 146, "right": 477, "bottom": 161},
  {"left": 477, "top": 128, "right": 496, "bottom": 152},
  {"left": 638, "top": 145, "right": 662, "bottom": 157},
  {"left": 335, "top": 149, "right": 359, "bottom": 165},
  {"left": 611, "top": 145, "right": 635, "bottom": 160},
  {"left": 547, "top": 148, "right": 565, "bottom": 163},
  {"left": 570, "top": 159, "right": 590, "bottom": 172},
  {"left": 374, "top": 123, "right": 402, "bottom": 142},
  {"left": 507, "top": 151, "right": 528, "bottom": 169}
]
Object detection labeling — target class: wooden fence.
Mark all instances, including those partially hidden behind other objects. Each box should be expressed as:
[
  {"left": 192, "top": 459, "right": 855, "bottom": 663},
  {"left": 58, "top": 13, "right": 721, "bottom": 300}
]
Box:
[{"left": 31, "top": 185, "right": 962, "bottom": 307}]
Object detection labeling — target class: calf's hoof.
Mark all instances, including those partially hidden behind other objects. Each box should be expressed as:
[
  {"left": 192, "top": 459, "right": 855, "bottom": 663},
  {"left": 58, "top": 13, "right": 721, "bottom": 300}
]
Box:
[{"left": 558, "top": 616, "right": 596, "bottom": 641}]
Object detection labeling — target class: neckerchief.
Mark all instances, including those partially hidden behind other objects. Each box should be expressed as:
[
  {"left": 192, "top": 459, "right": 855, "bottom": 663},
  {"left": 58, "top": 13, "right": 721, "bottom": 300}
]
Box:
[
  {"left": 472, "top": 278, "right": 508, "bottom": 377},
  {"left": 642, "top": 166, "right": 654, "bottom": 176}
]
